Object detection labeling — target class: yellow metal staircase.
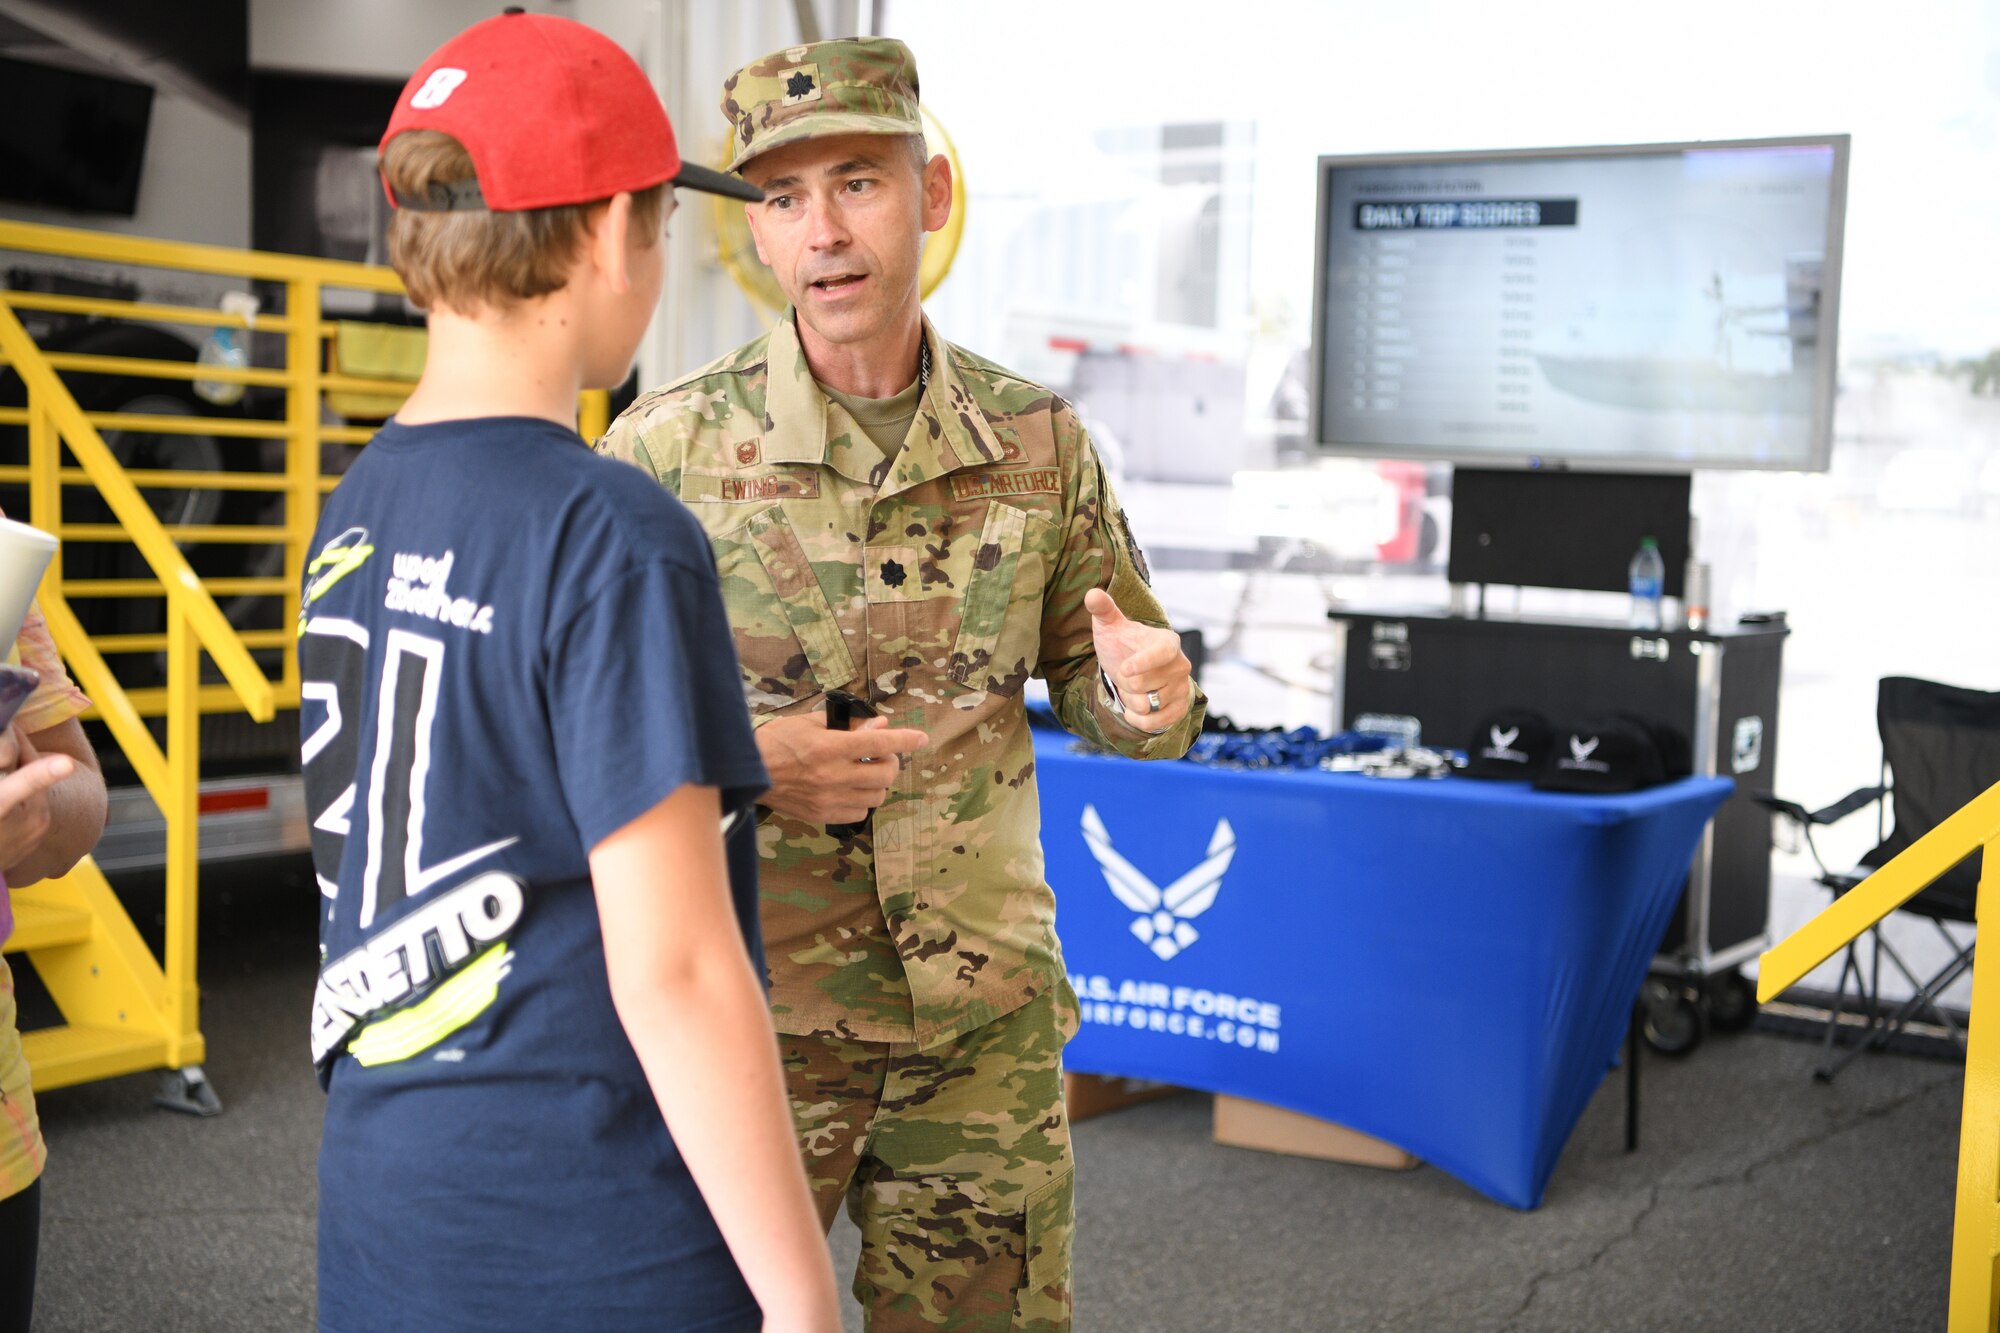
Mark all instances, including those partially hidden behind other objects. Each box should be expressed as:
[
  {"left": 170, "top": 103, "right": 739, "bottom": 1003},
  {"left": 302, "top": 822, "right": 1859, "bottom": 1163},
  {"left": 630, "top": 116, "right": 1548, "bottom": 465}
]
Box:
[
  {"left": 1760, "top": 780, "right": 2000, "bottom": 1330},
  {"left": 0, "top": 218, "right": 611, "bottom": 1107}
]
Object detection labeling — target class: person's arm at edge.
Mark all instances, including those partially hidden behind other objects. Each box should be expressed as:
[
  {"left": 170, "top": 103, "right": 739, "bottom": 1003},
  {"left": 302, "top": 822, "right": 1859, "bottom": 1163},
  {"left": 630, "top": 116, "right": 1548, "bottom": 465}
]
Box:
[
  {"left": 1037, "top": 403, "right": 1205, "bottom": 758},
  {"left": 4, "top": 717, "right": 106, "bottom": 886},
  {"left": 589, "top": 781, "right": 839, "bottom": 1333}
]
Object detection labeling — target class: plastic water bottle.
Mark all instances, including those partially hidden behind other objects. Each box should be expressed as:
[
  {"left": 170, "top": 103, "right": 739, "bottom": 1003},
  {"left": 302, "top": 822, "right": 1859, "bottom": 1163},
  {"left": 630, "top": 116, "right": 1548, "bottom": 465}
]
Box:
[
  {"left": 194, "top": 291, "right": 260, "bottom": 407},
  {"left": 1628, "top": 537, "right": 1664, "bottom": 629}
]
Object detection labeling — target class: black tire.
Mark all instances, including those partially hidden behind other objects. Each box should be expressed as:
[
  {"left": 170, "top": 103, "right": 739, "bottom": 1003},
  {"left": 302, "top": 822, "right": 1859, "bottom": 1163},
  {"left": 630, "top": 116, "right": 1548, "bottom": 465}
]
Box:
[
  {"left": 0, "top": 322, "right": 281, "bottom": 678},
  {"left": 0, "top": 318, "right": 259, "bottom": 487},
  {"left": 1705, "top": 969, "right": 1759, "bottom": 1033},
  {"left": 1641, "top": 977, "right": 1705, "bottom": 1056}
]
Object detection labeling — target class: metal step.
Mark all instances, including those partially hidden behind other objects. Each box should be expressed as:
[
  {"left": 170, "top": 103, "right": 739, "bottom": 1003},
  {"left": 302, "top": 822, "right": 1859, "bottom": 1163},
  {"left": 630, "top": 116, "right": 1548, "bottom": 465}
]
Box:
[
  {"left": 20, "top": 1023, "right": 169, "bottom": 1091},
  {"left": 2, "top": 892, "right": 92, "bottom": 952}
]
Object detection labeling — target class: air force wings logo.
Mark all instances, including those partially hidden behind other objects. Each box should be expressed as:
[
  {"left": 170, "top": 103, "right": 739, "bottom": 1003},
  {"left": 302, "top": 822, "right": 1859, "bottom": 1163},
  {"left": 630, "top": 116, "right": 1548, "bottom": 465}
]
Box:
[
  {"left": 1080, "top": 805, "right": 1236, "bottom": 961},
  {"left": 1570, "top": 734, "right": 1600, "bottom": 762}
]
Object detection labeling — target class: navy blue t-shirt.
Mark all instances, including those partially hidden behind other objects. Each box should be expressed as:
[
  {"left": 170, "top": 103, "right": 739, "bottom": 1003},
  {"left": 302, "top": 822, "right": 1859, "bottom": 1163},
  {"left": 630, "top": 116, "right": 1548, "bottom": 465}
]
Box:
[{"left": 301, "top": 416, "right": 769, "bottom": 1333}]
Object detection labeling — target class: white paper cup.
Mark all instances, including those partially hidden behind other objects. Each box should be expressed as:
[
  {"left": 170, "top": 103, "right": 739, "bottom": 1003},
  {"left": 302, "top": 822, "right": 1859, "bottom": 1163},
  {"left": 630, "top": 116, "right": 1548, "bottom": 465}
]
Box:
[{"left": 0, "top": 516, "right": 58, "bottom": 651}]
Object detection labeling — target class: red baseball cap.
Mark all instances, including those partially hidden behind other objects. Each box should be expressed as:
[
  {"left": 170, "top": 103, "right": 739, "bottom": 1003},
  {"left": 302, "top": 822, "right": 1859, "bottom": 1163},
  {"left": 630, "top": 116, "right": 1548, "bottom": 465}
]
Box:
[{"left": 380, "top": 9, "right": 760, "bottom": 211}]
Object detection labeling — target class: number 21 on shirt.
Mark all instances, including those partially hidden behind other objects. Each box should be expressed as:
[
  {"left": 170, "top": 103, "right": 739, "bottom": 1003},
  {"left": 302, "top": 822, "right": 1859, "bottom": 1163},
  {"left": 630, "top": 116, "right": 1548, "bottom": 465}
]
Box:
[{"left": 301, "top": 619, "right": 511, "bottom": 927}]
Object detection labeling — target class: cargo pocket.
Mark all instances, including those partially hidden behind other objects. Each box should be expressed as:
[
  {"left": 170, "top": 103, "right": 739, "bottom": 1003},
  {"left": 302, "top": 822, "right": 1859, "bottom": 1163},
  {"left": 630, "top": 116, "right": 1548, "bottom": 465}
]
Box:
[
  {"left": 1022, "top": 1169, "right": 1074, "bottom": 1306},
  {"left": 948, "top": 502, "right": 1050, "bottom": 695},
  {"left": 711, "top": 506, "right": 856, "bottom": 712}
]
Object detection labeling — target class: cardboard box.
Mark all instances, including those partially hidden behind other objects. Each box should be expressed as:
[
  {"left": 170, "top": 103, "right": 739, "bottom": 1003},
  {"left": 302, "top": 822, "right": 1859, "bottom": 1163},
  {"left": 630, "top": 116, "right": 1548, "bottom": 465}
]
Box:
[
  {"left": 1064, "top": 1072, "right": 1183, "bottom": 1123},
  {"left": 1212, "top": 1095, "right": 1419, "bottom": 1170}
]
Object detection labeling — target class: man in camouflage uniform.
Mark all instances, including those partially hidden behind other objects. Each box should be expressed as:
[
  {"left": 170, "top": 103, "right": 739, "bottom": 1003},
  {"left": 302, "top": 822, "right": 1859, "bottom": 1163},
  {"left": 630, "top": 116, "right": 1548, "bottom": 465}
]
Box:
[{"left": 597, "top": 36, "right": 1203, "bottom": 1332}]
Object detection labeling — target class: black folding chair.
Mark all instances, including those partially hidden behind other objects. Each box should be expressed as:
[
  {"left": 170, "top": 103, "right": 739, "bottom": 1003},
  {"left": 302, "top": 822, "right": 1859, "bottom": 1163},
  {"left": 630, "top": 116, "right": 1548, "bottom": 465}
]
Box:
[{"left": 1758, "top": 676, "right": 2000, "bottom": 1082}]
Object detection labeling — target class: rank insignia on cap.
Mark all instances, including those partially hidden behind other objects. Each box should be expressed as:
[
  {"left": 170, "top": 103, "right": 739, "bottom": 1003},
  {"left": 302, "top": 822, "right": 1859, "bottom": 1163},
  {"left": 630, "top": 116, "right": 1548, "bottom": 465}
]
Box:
[
  {"left": 782, "top": 66, "right": 821, "bottom": 106},
  {"left": 720, "top": 37, "right": 921, "bottom": 173}
]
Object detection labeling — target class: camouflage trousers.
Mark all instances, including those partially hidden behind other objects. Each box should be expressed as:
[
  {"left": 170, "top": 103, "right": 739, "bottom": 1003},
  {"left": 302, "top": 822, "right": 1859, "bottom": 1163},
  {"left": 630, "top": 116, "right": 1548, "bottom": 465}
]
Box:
[{"left": 779, "top": 991, "right": 1074, "bottom": 1332}]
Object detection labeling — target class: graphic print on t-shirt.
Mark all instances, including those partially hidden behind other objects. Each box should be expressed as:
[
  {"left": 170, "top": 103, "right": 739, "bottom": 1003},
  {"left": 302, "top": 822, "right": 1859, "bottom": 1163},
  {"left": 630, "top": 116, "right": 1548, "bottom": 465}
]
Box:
[
  {"left": 302, "top": 526, "right": 522, "bottom": 1068},
  {"left": 301, "top": 524, "right": 375, "bottom": 617}
]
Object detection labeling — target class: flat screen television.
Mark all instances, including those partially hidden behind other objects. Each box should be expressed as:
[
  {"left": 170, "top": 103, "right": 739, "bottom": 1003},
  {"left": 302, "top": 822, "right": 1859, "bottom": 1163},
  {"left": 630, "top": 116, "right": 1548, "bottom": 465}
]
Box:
[
  {"left": 1309, "top": 135, "right": 1848, "bottom": 472},
  {"left": 0, "top": 55, "right": 154, "bottom": 217}
]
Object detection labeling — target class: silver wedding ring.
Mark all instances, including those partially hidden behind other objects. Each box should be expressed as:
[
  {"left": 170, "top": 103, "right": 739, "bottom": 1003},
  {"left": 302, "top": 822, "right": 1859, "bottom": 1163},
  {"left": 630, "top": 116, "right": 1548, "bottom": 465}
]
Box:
[{"left": 1146, "top": 690, "right": 1163, "bottom": 713}]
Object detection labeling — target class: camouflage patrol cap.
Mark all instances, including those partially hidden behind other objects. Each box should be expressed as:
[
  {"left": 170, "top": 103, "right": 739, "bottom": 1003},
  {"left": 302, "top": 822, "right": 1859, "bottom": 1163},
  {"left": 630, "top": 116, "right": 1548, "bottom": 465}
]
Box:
[{"left": 720, "top": 37, "right": 920, "bottom": 173}]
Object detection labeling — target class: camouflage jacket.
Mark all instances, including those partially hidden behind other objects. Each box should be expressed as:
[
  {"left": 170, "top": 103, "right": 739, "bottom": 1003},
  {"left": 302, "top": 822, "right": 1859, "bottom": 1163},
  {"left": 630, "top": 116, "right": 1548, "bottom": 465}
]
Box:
[{"left": 597, "top": 314, "right": 1203, "bottom": 1047}]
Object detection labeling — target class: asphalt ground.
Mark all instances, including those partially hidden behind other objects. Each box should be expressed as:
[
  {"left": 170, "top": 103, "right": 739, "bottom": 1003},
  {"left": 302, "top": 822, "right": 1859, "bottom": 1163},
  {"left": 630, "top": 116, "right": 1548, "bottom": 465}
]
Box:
[{"left": 16, "top": 856, "right": 1958, "bottom": 1331}]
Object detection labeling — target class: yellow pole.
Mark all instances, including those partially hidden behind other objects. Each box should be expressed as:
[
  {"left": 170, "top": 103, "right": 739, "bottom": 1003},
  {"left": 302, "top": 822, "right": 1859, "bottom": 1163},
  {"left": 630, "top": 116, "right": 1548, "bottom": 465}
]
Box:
[
  {"left": 161, "top": 604, "right": 201, "bottom": 1066},
  {"left": 283, "top": 278, "right": 323, "bottom": 696},
  {"left": 1949, "top": 848, "right": 2000, "bottom": 1331}
]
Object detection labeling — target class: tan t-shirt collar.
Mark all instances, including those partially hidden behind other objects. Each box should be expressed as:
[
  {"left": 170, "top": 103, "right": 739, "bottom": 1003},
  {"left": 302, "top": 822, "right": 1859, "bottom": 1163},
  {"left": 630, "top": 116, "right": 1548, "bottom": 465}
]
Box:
[{"left": 759, "top": 312, "right": 1010, "bottom": 493}]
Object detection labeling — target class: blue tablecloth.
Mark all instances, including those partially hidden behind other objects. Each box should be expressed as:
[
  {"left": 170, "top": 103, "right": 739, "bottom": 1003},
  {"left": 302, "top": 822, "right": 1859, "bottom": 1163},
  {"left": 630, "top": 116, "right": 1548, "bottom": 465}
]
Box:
[{"left": 1037, "top": 734, "right": 1733, "bottom": 1209}]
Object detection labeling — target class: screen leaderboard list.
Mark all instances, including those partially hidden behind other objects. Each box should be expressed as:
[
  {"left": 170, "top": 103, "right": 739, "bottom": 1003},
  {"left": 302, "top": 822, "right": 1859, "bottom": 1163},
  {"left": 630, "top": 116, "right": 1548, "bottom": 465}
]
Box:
[{"left": 1317, "top": 145, "right": 1838, "bottom": 469}]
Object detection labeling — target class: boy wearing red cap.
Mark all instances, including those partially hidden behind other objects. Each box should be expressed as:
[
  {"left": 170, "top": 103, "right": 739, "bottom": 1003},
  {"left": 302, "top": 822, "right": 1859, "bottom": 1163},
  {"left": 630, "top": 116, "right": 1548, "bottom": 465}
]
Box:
[{"left": 302, "top": 13, "right": 837, "bottom": 1332}]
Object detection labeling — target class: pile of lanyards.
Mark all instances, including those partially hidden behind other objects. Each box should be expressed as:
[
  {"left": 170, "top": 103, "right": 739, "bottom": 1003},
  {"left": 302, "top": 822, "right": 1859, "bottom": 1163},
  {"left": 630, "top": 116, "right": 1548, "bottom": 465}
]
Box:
[
  {"left": 1185, "top": 724, "right": 1380, "bottom": 770},
  {"left": 1190, "top": 725, "right": 1459, "bottom": 778},
  {"left": 1032, "top": 705, "right": 1460, "bottom": 777}
]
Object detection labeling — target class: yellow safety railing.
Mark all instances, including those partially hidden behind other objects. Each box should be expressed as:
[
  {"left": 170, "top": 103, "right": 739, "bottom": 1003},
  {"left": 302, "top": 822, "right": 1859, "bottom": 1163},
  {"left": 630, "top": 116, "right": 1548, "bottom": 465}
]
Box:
[
  {"left": 0, "top": 219, "right": 606, "bottom": 1099},
  {"left": 1758, "top": 779, "right": 2000, "bottom": 1332},
  {"left": 0, "top": 295, "right": 274, "bottom": 1098}
]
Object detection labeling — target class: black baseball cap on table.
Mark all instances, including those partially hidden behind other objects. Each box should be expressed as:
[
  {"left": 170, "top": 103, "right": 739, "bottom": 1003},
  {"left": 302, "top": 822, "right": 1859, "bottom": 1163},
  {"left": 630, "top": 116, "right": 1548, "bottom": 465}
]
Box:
[
  {"left": 1460, "top": 707, "right": 1554, "bottom": 780},
  {"left": 1534, "top": 714, "right": 1677, "bottom": 794}
]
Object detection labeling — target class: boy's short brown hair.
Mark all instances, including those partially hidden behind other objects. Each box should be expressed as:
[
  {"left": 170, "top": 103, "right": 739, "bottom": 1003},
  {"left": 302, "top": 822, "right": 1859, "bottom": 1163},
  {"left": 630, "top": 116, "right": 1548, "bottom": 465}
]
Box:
[{"left": 381, "top": 130, "right": 665, "bottom": 313}]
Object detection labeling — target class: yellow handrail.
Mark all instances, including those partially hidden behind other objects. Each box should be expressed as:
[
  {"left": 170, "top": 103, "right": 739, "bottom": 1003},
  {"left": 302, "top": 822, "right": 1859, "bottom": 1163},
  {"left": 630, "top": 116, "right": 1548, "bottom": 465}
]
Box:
[
  {"left": 0, "top": 218, "right": 399, "bottom": 1100},
  {"left": 0, "top": 217, "right": 406, "bottom": 289},
  {"left": 50, "top": 469, "right": 294, "bottom": 493},
  {"left": 60, "top": 578, "right": 289, "bottom": 598},
  {"left": 0, "top": 304, "right": 274, "bottom": 716},
  {"left": 0, "top": 407, "right": 328, "bottom": 439},
  {"left": 1758, "top": 780, "right": 2000, "bottom": 1331},
  {"left": 0, "top": 304, "right": 274, "bottom": 719},
  {"left": 0, "top": 290, "right": 307, "bottom": 333},
  {"left": 57, "top": 524, "right": 291, "bottom": 544},
  {"left": 4, "top": 350, "right": 292, "bottom": 388},
  {"left": 1757, "top": 783, "right": 2000, "bottom": 999}
]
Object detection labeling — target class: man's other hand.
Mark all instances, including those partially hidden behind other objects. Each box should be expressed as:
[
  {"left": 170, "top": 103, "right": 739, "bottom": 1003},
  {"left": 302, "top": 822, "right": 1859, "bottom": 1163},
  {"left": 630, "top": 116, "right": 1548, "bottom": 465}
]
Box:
[
  {"left": 1084, "top": 588, "right": 1193, "bottom": 735},
  {"left": 755, "top": 712, "right": 928, "bottom": 826}
]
